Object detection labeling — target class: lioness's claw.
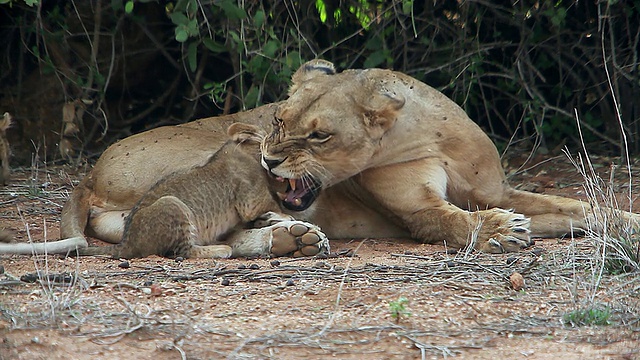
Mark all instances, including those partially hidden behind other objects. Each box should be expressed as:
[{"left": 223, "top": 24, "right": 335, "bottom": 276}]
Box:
[
  {"left": 269, "top": 221, "right": 330, "bottom": 257},
  {"left": 476, "top": 209, "right": 533, "bottom": 253}
]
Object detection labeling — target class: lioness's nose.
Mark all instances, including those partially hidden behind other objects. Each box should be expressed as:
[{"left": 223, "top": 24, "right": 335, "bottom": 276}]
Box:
[{"left": 263, "top": 157, "right": 284, "bottom": 170}]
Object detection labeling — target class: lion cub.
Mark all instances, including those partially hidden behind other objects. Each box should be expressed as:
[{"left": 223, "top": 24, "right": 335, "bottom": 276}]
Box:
[{"left": 79, "top": 123, "right": 329, "bottom": 259}]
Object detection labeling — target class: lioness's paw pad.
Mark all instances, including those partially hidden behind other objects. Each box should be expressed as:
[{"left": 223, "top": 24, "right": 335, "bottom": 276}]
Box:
[{"left": 269, "top": 221, "right": 330, "bottom": 258}]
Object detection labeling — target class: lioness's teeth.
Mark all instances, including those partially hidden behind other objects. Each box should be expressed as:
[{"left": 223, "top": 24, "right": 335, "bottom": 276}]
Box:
[
  {"left": 293, "top": 198, "right": 302, "bottom": 206},
  {"left": 277, "top": 192, "right": 287, "bottom": 201},
  {"left": 288, "top": 179, "right": 297, "bottom": 191}
]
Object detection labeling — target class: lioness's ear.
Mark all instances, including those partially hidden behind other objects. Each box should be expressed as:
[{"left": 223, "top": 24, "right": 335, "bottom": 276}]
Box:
[
  {"left": 289, "top": 59, "right": 336, "bottom": 95},
  {"left": 227, "top": 123, "right": 265, "bottom": 144},
  {"left": 358, "top": 92, "right": 405, "bottom": 134}
]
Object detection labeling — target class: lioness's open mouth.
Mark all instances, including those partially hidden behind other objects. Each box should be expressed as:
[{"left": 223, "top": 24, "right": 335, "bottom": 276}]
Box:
[{"left": 275, "top": 177, "right": 321, "bottom": 211}]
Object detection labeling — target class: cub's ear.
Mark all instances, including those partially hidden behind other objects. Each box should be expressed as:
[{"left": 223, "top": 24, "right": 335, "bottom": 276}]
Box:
[
  {"left": 227, "top": 123, "right": 265, "bottom": 144},
  {"left": 289, "top": 59, "right": 336, "bottom": 95}
]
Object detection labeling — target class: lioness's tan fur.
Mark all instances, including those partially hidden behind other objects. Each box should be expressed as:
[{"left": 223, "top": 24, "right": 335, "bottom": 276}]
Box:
[{"left": 1, "top": 60, "right": 637, "bottom": 257}]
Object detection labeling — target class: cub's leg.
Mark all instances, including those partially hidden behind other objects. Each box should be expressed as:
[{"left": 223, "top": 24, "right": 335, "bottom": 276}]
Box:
[
  {"left": 358, "top": 159, "right": 532, "bottom": 253},
  {"left": 225, "top": 212, "right": 330, "bottom": 258},
  {"left": 118, "top": 196, "right": 232, "bottom": 259}
]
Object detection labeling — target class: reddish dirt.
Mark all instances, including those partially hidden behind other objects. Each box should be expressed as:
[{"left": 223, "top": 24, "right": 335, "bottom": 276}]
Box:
[{"left": 1, "top": 153, "right": 639, "bottom": 359}]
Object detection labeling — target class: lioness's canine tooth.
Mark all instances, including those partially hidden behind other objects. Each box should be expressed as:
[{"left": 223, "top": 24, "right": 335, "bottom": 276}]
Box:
[
  {"left": 293, "top": 198, "right": 302, "bottom": 206},
  {"left": 277, "top": 192, "right": 287, "bottom": 201},
  {"left": 288, "top": 179, "right": 297, "bottom": 191}
]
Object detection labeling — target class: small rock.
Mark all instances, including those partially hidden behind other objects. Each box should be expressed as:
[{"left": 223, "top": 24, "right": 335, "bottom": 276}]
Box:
[
  {"left": 506, "top": 256, "right": 518, "bottom": 265},
  {"left": 150, "top": 284, "right": 163, "bottom": 296},
  {"left": 249, "top": 264, "right": 260, "bottom": 270},
  {"left": 286, "top": 279, "right": 295, "bottom": 286},
  {"left": 237, "top": 264, "right": 246, "bottom": 269},
  {"left": 221, "top": 278, "right": 230, "bottom": 286},
  {"left": 118, "top": 261, "right": 130, "bottom": 269},
  {"left": 174, "top": 256, "right": 184, "bottom": 263},
  {"left": 509, "top": 272, "right": 525, "bottom": 291},
  {"left": 143, "top": 280, "right": 153, "bottom": 287},
  {"left": 270, "top": 260, "right": 280, "bottom": 267}
]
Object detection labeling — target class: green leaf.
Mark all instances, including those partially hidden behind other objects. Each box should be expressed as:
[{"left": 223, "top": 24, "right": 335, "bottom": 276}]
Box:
[
  {"left": 175, "top": 28, "right": 189, "bottom": 42},
  {"left": 254, "top": 9, "right": 266, "bottom": 28},
  {"left": 187, "top": 18, "right": 198, "bottom": 36},
  {"left": 170, "top": 12, "right": 189, "bottom": 26},
  {"left": 187, "top": 42, "right": 197, "bottom": 72},
  {"left": 228, "top": 30, "right": 241, "bottom": 44},
  {"left": 220, "top": 0, "right": 247, "bottom": 20},
  {"left": 124, "top": 1, "right": 134, "bottom": 14},
  {"left": 263, "top": 40, "right": 280, "bottom": 58},
  {"left": 185, "top": 0, "right": 198, "bottom": 16},
  {"left": 402, "top": 0, "right": 413, "bottom": 15},
  {"left": 203, "top": 38, "right": 226, "bottom": 53}
]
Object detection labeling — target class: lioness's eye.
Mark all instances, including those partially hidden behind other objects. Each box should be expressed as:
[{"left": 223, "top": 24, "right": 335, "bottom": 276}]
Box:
[{"left": 308, "top": 131, "right": 331, "bottom": 142}]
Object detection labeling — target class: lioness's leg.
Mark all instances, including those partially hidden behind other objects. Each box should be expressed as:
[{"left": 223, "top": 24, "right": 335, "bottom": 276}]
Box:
[
  {"left": 498, "top": 188, "right": 640, "bottom": 237},
  {"left": 358, "top": 159, "right": 532, "bottom": 253},
  {"left": 226, "top": 215, "right": 330, "bottom": 258}
]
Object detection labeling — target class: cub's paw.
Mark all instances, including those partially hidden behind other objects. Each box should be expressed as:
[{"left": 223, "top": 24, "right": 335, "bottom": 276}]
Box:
[
  {"left": 253, "top": 211, "right": 295, "bottom": 227},
  {"left": 475, "top": 208, "right": 532, "bottom": 253},
  {"left": 269, "top": 221, "right": 330, "bottom": 258}
]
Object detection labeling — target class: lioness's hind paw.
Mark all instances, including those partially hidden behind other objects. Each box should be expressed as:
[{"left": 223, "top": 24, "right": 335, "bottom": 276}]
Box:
[{"left": 270, "top": 221, "right": 330, "bottom": 258}]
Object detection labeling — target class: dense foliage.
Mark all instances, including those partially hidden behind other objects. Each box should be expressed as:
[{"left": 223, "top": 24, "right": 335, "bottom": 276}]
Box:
[{"left": 0, "top": 0, "right": 638, "bottom": 162}]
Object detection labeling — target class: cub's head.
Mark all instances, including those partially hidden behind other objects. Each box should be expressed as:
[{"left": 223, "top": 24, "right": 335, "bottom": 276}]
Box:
[{"left": 261, "top": 60, "right": 405, "bottom": 211}]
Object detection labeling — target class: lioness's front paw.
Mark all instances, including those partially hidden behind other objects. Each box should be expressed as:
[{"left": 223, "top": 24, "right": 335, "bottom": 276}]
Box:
[
  {"left": 269, "top": 221, "right": 330, "bottom": 258},
  {"left": 475, "top": 209, "right": 532, "bottom": 253},
  {"left": 253, "top": 211, "right": 295, "bottom": 227}
]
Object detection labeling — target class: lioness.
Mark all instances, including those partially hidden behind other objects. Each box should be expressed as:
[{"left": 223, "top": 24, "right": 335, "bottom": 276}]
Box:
[{"left": 1, "top": 60, "right": 637, "bottom": 256}]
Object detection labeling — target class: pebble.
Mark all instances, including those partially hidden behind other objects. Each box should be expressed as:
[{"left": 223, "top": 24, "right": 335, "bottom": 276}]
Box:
[{"left": 510, "top": 272, "right": 525, "bottom": 291}]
